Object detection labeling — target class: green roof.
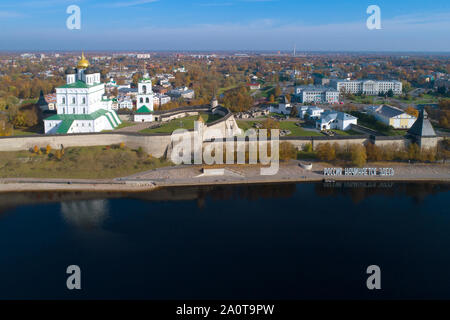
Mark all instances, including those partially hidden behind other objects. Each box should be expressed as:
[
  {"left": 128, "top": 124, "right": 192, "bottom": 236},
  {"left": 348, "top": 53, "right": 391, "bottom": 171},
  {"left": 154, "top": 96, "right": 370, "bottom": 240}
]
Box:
[
  {"left": 58, "top": 81, "right": 101, "bottom": 89},
  {"left": 136, "top": 105, "right": 153, "bottom": 113},
  {"left": 45, "top": 109, "right": 114, "bottom": 121},
  {"left": 56, "top": 119, "right": 74, "bottom": 134}
]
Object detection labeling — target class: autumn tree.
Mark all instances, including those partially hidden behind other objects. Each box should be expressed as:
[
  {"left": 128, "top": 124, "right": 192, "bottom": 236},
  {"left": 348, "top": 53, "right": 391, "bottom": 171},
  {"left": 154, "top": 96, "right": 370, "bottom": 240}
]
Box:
[
  {"left": 0, "top": 118, "right": 13, "bottom": 136},
  {"left": 279, "top": 142, "right": 297, "bottom": 161},
  {"left": 365, "top": 142, "right": 382, "bottom": 161},
  {"left": 317, "top": 143, "right": 336, "bottom": 161},
  {"left": 350, "top": 144, "right": 367, "bottom": 167},
  {"left": 407, "top": 143, "right": 421, "bottom": 161},
  {"left": 405, "top": 106, "right": 419, "bottom": 118},
  {"left": 302, "top": 143, "right": 313, "bottom": 153},
  {"left": 274, "top": 85, "right": 282, "bottom": 97},
  {"left": 262, "top": 117, "right": 280, "bottom": 130}
]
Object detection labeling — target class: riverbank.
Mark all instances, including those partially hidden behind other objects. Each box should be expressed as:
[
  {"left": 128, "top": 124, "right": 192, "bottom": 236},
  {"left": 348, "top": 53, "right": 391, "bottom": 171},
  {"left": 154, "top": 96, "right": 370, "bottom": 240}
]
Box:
[{"left": 0, "top": 161, "right": 449, "bottom": 193}]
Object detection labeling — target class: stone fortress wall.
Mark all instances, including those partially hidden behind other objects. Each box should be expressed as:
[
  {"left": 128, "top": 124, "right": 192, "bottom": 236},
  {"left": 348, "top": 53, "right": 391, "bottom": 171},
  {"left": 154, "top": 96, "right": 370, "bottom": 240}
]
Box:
[{"left": 0, "top": 106, "right": 445, "bottom": 159}]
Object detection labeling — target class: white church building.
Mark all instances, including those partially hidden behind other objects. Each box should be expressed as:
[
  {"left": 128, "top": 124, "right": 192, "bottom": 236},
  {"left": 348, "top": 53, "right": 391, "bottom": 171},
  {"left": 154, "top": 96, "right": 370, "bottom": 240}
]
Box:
[{"left": 44, "top": 53, "right": 121, "bottom": 134}]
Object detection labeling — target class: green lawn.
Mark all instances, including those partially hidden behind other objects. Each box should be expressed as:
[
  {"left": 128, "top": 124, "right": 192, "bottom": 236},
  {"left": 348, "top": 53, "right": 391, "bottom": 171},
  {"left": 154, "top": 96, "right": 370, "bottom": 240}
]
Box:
[
  {"left": 279, "top": 121, "right": 323, "bottom": 137},
  {"left": 0, "top": 145, "right": 172, "bottom": 179},
  {"left": 331, "top": 129, "right": 361, "bottom": 136},
  {"left": 102, "top": 121, "right": 136, "bottom": 132},
  {"left": 236, "top": 120, "right": 263, "bottom": 131},
  {"left": 12, "top": 128, "right": 40, "bottom": 136},
  {"left": 356, "top": 118, "right": 407, "bottom": 136},
  {"left": 115, "top": 121, "right": 135, "bottom": 129},
  {"left": 140, "top": 113, "right": 222, "bottom": 134},
  {"left": 395, "top": 94, "right": 439, "bottom": 104},
  {"left": 20, "top": 98, "right": 38, "bottom": 106},
  {"left": 348, "top": 95, "right": 376, "bottom": 104},
  {"left": 218, "top": 85, "right": 241, "bottom": 95},
  {"left": 257, "top": 86, "right": 275, "bottom": 98},
  {"left": 237, "top": 120, "right": 323, "bottom": 137}
]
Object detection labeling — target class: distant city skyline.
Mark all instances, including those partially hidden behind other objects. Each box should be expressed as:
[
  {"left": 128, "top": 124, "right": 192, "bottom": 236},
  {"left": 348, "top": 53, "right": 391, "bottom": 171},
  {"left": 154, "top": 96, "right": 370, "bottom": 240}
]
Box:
[{"left": 1, "top": 0, "right": 449, "bottom": 51}]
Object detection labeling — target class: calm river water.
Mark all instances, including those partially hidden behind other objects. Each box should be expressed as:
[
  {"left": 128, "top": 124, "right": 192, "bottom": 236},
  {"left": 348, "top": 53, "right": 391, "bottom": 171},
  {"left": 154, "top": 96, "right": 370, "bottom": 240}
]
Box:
[{"left": 0, "top": 182, "right": 449, "bottom": 299}]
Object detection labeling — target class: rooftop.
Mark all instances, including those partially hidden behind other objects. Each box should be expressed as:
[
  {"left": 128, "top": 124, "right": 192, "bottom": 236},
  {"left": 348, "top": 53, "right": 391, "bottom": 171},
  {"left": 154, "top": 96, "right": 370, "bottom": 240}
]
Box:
[
  {"left": 58, "top": 80, "right": 101, "bottom": 89},
  {"left": 408, "top": 109, "right": 437, "bottom": 137}
]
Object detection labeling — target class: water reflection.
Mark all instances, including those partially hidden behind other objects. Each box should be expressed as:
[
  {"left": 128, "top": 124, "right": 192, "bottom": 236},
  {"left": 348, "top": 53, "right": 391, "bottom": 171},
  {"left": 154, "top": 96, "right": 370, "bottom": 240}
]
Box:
[
  {"left": 0, "top": 183, "right": 448, "bottom": 214},
  {"left": 61, "top": 200, "right": 109, "bottom": 229}
]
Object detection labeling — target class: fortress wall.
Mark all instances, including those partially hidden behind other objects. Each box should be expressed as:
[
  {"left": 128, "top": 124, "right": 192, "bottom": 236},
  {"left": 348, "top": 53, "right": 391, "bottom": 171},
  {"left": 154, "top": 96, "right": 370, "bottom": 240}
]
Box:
[
  {"left": 373, "top": 138, "right": 409, "bottom": 149},
  {"left": 311, "top": 137, "right": 369, "bottom": 150},
  {"left": 0, "top": 133, "right": 172, "bottom": 158}
]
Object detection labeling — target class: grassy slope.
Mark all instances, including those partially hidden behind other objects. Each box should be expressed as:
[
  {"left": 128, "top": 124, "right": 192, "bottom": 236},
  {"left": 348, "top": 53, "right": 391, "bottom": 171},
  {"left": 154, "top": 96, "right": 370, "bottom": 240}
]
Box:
[
  {"left": 237, "top": 120, "right": 324, "bottom": 137},
  {"left": 0, "top": 146, "right": 172, "bottom": 179},
  {"left": 140, "top": 113, "right": 221, "bottom": 134}
]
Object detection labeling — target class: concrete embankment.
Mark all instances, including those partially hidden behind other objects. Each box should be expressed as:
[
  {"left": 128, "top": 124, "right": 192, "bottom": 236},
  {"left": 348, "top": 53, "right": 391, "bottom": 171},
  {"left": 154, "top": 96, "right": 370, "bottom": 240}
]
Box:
[{"left": 0, "top": 162, "right": 448, "bottom": 193}]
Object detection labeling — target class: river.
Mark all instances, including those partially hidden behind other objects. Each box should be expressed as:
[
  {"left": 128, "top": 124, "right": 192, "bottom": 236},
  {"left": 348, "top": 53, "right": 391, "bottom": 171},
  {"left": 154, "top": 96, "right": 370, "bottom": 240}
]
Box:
[{"left": 0, "top": 182, "right": 449, "bottom": 299}]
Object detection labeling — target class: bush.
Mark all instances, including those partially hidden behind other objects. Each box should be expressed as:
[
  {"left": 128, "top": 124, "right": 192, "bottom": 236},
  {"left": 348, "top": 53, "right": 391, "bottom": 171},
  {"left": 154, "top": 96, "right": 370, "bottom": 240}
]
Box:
[
  {"left": 303, "top": 143, "right": 313, "bottom": 153},
  {"left": 136, "top": 146, "right": 145, "bottom": 158},
  {"left": 279, "top": 142, "right": 297, "bottom": 161}
]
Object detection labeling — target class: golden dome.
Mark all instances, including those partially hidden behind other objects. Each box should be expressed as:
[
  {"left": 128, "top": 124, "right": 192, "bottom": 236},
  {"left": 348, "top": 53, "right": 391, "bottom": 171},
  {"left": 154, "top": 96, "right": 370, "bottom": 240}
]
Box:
[{"left": 77, "top": 52, "right": 90, "bottom": 69}]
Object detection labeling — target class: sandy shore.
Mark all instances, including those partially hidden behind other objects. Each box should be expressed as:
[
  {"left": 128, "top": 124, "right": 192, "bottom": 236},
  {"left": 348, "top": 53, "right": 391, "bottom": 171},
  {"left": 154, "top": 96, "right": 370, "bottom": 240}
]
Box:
[{"left": 0, "top": 161, "right": 449, "bottom": 193}]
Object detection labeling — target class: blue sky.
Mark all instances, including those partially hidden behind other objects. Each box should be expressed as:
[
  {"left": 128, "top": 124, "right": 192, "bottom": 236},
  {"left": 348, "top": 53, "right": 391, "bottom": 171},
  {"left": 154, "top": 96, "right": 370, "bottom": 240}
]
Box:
[{"left": 1, "top": 0, "right": 449, "bottom": 51}]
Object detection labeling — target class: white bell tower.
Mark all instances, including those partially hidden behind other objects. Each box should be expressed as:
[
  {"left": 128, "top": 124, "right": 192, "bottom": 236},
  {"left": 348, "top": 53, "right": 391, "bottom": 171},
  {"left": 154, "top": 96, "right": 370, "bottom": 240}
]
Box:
[{"left": 137, "top": 74, "right": 154, "bottom": 111}]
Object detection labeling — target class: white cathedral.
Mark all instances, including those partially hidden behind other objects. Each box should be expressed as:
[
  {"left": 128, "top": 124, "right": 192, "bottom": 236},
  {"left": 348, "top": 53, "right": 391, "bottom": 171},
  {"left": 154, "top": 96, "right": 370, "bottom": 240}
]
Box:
[{"left": 44, "top": 53, "right": 121, "bottom": 134}]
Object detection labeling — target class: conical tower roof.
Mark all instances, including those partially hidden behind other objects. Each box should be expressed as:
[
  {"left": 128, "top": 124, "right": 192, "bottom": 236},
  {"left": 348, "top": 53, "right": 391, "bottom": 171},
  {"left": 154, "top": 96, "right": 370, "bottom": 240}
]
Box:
[{"left": 408, "top": 109, "right": 436, "bottom": 137}]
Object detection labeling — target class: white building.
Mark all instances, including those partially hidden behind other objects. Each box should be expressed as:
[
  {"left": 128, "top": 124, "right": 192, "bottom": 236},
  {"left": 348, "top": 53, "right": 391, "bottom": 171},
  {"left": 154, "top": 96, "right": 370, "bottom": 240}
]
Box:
[
  {"left": 366, "top": 105, "right": 416, "bottom": 129},
  {"left": 118, "top": 98, "right": 134, "bottom": 110},
  {"left": 153, "top": 93, "right": 171, "bottom": 106},
  {"left": 316, "top": 111, "right": 358, "bottom": 131},
  {"left": 269, "top": 96, "right": 292, "bottom": 115},
  {"left": 136, "top": 53, "right": 151, "bottom": 59},
  {"left": 134, "top": 105, "right": 154, "bottom": 122},
  {"left": 168, "top": 86, "right": 195, "bottom": 99},
  {"left": 295, "top": 86, "right": 339, "bottom": 104},
  {"left": 136, "top": 75, "right": 154, "bottom": 111},
  {"left": 331, "top": 79, "right": 402, "bottom": 96},
  {"left": 297, "top": 106, "right": 324, "bottom": 119},
  {"left": 173, "top": 66, "right": 186, "bottom": 73},
  {"left": 44, "top": 53, "right": 121, "bottom": 134}
]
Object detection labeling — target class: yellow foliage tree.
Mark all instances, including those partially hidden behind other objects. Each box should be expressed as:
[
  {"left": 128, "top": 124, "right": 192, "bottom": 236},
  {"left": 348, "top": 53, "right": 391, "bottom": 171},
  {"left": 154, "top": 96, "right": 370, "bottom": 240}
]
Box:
[{"left": 351, "top": 144, "right": 367, "bottom": 167}]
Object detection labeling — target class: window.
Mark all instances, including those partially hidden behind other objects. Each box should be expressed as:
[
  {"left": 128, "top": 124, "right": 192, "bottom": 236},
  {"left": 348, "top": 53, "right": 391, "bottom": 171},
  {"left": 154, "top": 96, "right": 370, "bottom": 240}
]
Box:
[
  {"left": 72, "top": 97, "right": 75, "bottom": 104},
  {"left": 82, "top": 97, "right": 86, "bottom": 104},
  {"left": 83, "top": 108, "right": 86, "bottom": 114},
  {"left": 73, "top": 108, "right": 75, "bottom": 113},
  {"left": 146, "top": 97, "right": 149, "bottom": 103},
  {"left": 62, "top": 97, "right": 66, "bottom": 104},
  {"left": 140, "top": 98, "right": 143, "bottom": 103},
  {"left": 142, "top": 85, "right": 147, "bottom": 94}
]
